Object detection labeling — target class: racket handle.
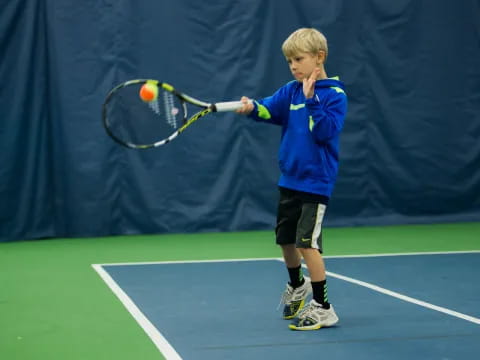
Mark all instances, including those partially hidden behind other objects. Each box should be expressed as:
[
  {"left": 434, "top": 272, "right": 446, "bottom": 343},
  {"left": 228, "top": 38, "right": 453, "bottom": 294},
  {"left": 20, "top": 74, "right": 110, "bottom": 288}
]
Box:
[{"left": 213, "top": 100, "right": 252, "bottom": 112}]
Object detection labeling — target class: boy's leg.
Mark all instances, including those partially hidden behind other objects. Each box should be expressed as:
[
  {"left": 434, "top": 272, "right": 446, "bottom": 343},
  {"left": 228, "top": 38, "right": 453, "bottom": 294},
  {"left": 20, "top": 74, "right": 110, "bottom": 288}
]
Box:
[
  {"left": 281, "top": 243, "right": 302, "bottom": 268},
  {"left": 300, "top": 248, "right": 325, "bottom": 281},
  {"left": 295, "top": 202, "right": 328, "bottom": 305},
  {"left": 299, "top": 248, "right": 329, "bottom": 308},
  {"left": 289, "top": 202, "right": 339, "bottom": 330},
  {"left": 281, "top": 244, "right": 304, "bottom": 288},
  {"left": 276, "top": 188, "right": 303, "bottom": 285},
  {"left": 276, "top": 189, "right": 312, "bottom": 318}
]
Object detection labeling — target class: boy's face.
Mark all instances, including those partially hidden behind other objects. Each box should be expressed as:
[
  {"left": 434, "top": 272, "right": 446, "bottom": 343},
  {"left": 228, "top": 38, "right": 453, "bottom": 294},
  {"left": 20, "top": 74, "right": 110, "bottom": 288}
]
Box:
[{"left": 286, "top": 51, "right": 324, "bottom": 81}]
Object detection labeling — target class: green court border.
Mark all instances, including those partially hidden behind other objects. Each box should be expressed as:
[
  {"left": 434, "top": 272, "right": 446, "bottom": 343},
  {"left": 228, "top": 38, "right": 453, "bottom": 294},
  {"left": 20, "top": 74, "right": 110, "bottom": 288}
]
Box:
[{"left": 1, "top": 223, "right": 479, "bottom": 360}]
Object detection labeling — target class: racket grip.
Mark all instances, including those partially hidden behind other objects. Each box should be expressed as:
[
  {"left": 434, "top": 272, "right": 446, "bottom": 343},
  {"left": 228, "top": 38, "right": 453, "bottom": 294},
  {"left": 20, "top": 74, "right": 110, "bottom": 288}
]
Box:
[{"left": 213, "top": 100, "right": 252, "bottom": 112}]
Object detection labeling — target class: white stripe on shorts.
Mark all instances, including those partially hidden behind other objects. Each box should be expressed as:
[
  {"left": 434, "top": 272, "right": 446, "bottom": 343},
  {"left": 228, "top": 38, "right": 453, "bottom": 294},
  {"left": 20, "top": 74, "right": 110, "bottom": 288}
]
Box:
[{"left": 311, "top": 203, "right": 326, "bottom": 249}]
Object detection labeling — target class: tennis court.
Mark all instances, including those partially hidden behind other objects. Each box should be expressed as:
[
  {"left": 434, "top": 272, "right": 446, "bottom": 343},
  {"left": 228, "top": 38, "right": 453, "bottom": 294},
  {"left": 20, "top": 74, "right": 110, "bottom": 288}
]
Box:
[
  {"left": 95, "top": 252, "right": 480, "bottom": 360},
  {"left": 1, "top": 223, "right": 479, "bottom": 360}
]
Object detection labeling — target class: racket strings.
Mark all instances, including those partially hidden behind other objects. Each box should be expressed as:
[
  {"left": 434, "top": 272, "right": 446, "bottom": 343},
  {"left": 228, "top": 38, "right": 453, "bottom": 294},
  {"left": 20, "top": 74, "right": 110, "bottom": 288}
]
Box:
[
  {"left": 104, "top": 83, "right": 185, "bottom": 147},
  {"left": 161, "top": 91, "right": 180, "bottom": 129}
]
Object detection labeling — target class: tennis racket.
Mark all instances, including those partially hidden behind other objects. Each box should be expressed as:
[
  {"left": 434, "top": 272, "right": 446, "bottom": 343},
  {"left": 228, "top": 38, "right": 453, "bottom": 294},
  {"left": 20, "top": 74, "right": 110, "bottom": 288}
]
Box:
[{"left": 102, "top": 79, "right": 249, "bottom": 149}]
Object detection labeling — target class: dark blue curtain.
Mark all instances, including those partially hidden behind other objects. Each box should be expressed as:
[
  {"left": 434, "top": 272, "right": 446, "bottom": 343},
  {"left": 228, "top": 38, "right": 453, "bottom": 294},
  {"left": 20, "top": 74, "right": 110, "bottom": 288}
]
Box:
[{"left": 2, "top": 0, "right": 480, "bottom": 241}]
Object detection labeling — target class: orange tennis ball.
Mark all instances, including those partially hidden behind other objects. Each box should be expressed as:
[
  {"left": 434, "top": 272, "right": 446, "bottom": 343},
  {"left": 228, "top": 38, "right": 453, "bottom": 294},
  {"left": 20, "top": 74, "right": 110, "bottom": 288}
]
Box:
[{"left": 139, "top": 82, "right": 159, "bottom": 102}]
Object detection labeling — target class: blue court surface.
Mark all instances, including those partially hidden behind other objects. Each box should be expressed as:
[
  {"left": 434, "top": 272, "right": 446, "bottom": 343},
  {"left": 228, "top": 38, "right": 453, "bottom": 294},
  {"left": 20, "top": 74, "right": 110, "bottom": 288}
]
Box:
[{"left": 93, "top": 252, "right": 480, "bottom": 360}]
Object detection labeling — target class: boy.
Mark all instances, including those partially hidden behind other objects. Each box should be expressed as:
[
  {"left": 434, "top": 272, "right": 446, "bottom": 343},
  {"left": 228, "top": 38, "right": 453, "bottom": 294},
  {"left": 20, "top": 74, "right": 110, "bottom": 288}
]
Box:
[{"left": 236, "top": 28, "right": 347, "bottom": 330}]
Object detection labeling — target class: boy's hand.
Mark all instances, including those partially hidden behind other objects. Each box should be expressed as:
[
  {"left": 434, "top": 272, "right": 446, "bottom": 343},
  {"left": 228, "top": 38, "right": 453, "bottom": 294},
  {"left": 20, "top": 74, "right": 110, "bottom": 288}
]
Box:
[
  {"left": 303, "top": 67, "right": 321, "bottom": 99},
  {"left": 236, "top": 96, "right": 254, "bottom": 115}
]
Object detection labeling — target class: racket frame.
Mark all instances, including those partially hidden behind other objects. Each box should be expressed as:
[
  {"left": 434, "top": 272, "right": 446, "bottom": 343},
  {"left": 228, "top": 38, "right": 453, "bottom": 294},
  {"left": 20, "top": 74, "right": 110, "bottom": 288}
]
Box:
[{"left": 102, "top": 79, "right": 248, "bottom": 149}]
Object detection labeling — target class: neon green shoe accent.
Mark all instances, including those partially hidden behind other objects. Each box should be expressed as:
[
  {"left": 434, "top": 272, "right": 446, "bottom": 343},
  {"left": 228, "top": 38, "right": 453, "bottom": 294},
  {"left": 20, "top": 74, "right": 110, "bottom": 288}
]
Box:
[
  {"left": 288, "top": 322, "right": 322, "bottom": 331},
  {"left": 283, "top": 299, "right": 306, "bottom": 319}
]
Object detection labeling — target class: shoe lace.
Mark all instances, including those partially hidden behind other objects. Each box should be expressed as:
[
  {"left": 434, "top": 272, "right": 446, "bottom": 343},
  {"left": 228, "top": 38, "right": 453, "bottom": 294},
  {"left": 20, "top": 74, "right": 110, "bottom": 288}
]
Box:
[
  {"left": 297, "top": 302, "right": 317, "bottom": 319},
  {"left": 277, "top": 284, "right": 294, "bottom": 310}
]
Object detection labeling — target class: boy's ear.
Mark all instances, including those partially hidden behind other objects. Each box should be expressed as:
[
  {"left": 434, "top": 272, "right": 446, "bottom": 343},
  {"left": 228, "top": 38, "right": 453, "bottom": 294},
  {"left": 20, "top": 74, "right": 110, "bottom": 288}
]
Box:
[{"left": 317, "top": 50, "right": 326, "bottom": 64}]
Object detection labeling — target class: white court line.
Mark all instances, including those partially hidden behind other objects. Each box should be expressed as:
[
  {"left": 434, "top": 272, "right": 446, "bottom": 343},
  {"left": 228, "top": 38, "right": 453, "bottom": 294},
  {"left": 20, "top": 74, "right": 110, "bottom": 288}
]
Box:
[
  {"left": 93, "top": 257, "right": 282, "bottom": 267},
  {"left": 322, "top": 250, "right": 480, "bottom": 326},
  {"left": 324, "top": 250, "right": 480, "bottom": 259},
  {"left": 94, "top": 250, "right": 480, "bottom": 267},
  {"left": 324, "top": 270, "right": 480, "bottom": 325},
  {"left": 91, "top": 264, "right": 183, "bottom": 360}
]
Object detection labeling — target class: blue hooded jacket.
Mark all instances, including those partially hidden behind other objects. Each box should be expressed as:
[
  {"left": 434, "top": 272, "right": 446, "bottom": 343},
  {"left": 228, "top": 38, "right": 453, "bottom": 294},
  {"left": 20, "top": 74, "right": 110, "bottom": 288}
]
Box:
[{"left": 249, "top": 77, "right": 347, "bottom": 197}]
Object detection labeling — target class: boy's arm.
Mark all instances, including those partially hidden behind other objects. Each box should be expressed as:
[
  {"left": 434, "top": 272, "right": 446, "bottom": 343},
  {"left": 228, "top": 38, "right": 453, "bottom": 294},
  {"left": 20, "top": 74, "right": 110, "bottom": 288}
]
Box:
[
  {"left": 306, "top": 91, "right": 347, "bottom": 143},
  {"left": 237, "top": 84, "right": 291, "bottom": 126}
]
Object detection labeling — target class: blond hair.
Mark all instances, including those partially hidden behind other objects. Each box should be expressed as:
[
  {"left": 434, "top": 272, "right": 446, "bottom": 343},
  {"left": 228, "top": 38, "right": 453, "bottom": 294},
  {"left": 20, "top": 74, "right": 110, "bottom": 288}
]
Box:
[{"left": 281, "top": 28, "right": 328, "bottom": 61}]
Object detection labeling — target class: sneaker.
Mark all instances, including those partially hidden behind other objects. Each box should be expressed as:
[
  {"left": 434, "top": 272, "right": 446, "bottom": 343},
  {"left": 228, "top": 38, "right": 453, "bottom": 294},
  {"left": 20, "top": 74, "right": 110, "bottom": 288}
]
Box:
[
  {"left": 279, "top": 277, "right": 312, "bottom": 319},
  {"left": 288, "top": 300, "right": 339, "bottom": 331}
]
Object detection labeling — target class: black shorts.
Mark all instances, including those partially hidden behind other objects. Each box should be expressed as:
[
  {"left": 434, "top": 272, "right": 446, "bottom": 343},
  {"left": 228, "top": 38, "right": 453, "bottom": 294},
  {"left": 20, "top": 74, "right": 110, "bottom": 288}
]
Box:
[{"left": 275, "top": 187, "right": 329, "bottom": 252}]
